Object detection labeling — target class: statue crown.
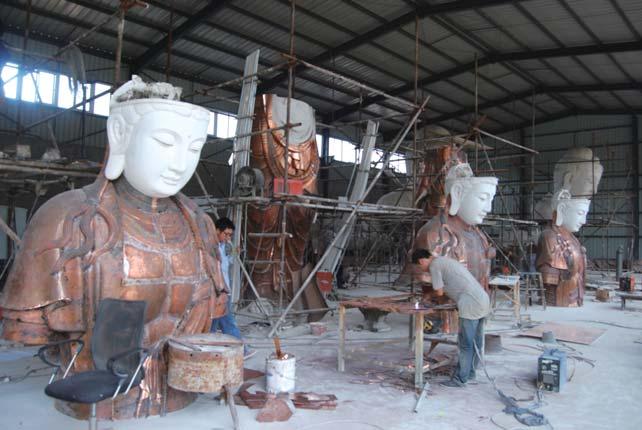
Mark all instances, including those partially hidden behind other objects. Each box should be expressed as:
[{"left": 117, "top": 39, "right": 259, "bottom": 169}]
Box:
[{"left": 111, "top": 75, "right": 182, "bottom": 107}]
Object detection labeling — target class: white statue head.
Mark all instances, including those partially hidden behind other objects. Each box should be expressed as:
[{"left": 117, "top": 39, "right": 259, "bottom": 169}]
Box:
[
  {"left": 553, "top": 189, "right": 591, "bottom": 233},
  {"left": 105, "top": 75, "right": 210, "bottom": 198},
  {"left": 553, "top": 148, "right": 603, "bottom": 198},
  {"left": 445, "top": 163, "right": 498, "bottom": 225}
]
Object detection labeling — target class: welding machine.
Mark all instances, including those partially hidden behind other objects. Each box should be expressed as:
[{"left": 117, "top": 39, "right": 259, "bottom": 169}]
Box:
[{"left": 537, "top": 349, "right": 567, "bottom": 392}]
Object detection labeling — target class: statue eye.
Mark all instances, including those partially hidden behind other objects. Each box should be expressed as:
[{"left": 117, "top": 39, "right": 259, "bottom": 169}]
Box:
[
  {"left": 153, "top": 131, "right": 175, "bottom": 146},
  {"left": 189, "top": 139, "right": 205, "bottom": 153}
]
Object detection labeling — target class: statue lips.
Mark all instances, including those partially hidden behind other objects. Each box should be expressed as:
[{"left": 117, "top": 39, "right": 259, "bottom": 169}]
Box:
[{"left": 161, "top": 174, "right": 181, "bottom": 186}]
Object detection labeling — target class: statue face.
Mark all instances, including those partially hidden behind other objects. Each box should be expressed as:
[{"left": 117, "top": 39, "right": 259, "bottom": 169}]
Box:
[
  {"left": 123, "top": 110, "right": 208, "bottom": 198},
  {"left": 557, "top": 199, "right": 590, "bottom": 232},
  {"left": 454, "top": 182, "right": 497, "bottom": 225}
]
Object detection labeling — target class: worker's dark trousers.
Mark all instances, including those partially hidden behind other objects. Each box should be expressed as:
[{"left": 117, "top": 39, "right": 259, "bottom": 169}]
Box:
[{"left": 455, "top": 317, "right": 485, "bottom": 384}]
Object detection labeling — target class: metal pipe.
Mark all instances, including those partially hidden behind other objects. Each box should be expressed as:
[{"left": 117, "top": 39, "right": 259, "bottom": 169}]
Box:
[
  {"left": 282, "top": 53, "right": 418, "bottom": 110},
  {"left": 206, "top": 122, "right": 301, "bottom": 143},
  {"left": 474, "top": 127, "right": 539, "bottom": 154}
]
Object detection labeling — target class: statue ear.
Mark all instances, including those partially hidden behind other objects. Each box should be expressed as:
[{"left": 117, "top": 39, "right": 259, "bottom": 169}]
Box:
[
  {"left": 448, "top": 182, "right": 463, "bottom": 216},
  {"left": 562, "top": 171, "right": 573, "bottom": 191},
  {"left": 554, "top": 205, "right": 564, "bottom": 227},
  {"left": 105, "top": 115, "right": 128, "bottom": 180}
]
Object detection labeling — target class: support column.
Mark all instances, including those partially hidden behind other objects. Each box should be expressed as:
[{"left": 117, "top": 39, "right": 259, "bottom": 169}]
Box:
[
  {"left": 633, "top": 115, "right": 640, "bottom": 260},
  {"left": 320, "top": 128, "right": 330, "bottom": 198}
]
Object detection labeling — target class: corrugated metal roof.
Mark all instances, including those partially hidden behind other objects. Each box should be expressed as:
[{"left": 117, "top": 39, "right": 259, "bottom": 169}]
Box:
[{"left": 1, "top": 0, "right": 641, "bottom": 135}]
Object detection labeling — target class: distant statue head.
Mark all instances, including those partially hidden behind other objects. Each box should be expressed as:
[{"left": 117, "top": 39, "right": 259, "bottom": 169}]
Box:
[
  {"left": 553, "top": 189, "right": 591, "bottom": 233},
  {"left": 445, "top": 163, "right": 498, "bottom": 225},
  {"left": 105, "top": 75, "right": 210, "bottom": 198},
  {"left": 553, "top": 148, "right": 603, "bottom": 199}
]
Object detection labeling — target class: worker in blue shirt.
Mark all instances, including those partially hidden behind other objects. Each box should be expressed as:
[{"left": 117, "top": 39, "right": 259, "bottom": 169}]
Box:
[{"left": 210, "top": 217, "right": 253, "bottom": 357}]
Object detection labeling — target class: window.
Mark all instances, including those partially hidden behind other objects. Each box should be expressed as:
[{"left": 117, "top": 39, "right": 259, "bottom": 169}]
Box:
[
  {"left": 1, "top": 63, "right": 19, "bottom": 99},
  {"left": 21, "top": 70, "right": 56, "bottom": 104},
  {"left": 1, "top": 63, "right": 112, "bottom": 117},
  {"left": 208, "top": 112, "right": 216, "bottom": 136},
  {"left": 216, "top": 113, "right": 237, "bottom": 138},
  {"left": 329, "top": 137, "right": 361, "bottom": 163},
  {"left": 316, "top": 134, "right": 323, "bottom": 155},
  {"left": 389, "top": 153, "right": 407, "bottom": 174},
  {"left": 93, "top": 82, "right": 111, "bottom": 116}
]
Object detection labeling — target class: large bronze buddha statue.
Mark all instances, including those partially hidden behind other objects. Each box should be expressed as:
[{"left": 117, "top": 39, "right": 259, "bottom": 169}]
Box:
[
  {"left": 403, "top": 162, "right": 497, "bottom": 333},
  {"left": 536, "top": 190, "right": 590, "bottom": 307},
  {"left": 245, "top": 94, "right": 325, "bottom": 316},
  {"left": 1, "top": 76, "right": 227, "bottom": 420}
]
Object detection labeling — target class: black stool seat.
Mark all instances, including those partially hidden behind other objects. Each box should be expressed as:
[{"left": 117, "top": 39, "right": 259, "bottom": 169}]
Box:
[{"left": 45, "top": 370, "right": 140, "bottom": 404}]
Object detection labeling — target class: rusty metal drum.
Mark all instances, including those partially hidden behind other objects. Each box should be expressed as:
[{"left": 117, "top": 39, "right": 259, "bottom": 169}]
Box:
[{"left": 167, "top": 333, "right": 244, "bottom": 393}]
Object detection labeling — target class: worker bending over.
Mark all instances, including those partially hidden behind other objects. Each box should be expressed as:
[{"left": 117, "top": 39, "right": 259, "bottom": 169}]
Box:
[{"left": 412, "top": 249, "right": 490, "bottom": 387}]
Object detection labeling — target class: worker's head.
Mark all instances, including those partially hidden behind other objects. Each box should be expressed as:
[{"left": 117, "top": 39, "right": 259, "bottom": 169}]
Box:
[
  {"left": 215, "top": 217, "right": 235, "bottom": 243},
  {"left": 105, "top": 75, "right": 210, "bottom": 198},
  {"left": 412, "top": 248, "right": 433, "bottom": 270},
  {"left": 445, "top": 163, "right": 497, "bottom": 225}
]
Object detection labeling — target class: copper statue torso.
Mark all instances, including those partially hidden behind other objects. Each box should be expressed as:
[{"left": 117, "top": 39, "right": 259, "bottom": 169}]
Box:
[
  {"left": 1, "top": 178, "right": 223, "bottom": 420},
  {"left": 536, "top": 224, "right": 586, "bottom": 306},
  {"left": 415, "top": 146, "right": 466, "bottom": 217},
  {"left": 119, "top": 182, "right": 212, "bottom": 346},
  {"left": 246, "top": 94, "right": 321, "bottom": 309},
  {"left": 415, "top": 210, "right": 494, "bottom": 291}
]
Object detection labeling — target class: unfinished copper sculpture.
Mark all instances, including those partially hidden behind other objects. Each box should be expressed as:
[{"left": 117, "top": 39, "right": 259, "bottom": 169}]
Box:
[
  {"left": 245, "top": 94, "right": 325, "bottom": 316},
  {"left": 415, "top": 211, "right": 495, "bottom": 293},
  {"left": 1, "top": 176, "right": 227, "bottom": 419},
  {"left": 415, "top": 145, "right": 467, "bottom": 218},
  {"left": 536, "top": 224, "right": 586, "bottom": 307}
]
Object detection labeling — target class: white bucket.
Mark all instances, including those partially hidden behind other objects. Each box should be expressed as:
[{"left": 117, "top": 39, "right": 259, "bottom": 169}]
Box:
[{"left": 265, "top": 354, "right": 296, "bottom": 393}]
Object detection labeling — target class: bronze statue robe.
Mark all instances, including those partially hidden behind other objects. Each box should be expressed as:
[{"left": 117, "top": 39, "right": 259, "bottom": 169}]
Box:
[
  {"left": 405, "top": 210, "right": 495, "bottom": 333},
  {"left": 536, "top": 224, "right": 586, "bottom": 307},
  {"left": 414, "top": 211, "right": 495, "bottom": 293},
  {"left": 245, "top": 94, "right": 325, "bottom": 316},
  {"left": 1, "top": 177, "right": 227, "bottom": 420}
]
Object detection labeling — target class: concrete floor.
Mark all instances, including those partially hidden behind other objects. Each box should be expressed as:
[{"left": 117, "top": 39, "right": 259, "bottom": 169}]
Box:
[{"left": 1, "top": 289, "right": 641, "bottom": 430}]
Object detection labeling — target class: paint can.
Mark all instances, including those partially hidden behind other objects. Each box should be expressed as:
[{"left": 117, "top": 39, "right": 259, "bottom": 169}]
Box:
[{"left": 266, "top": 353, "right": 296, "bottom": 393}]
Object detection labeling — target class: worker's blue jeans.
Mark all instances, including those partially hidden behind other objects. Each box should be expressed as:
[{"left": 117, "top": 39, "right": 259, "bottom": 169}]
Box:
[
  {"left": 210, "top": 299, "right": 242, "bottom": 341},
  {"left": 454, "top": 317, "right": 485, "bottom": 384}
]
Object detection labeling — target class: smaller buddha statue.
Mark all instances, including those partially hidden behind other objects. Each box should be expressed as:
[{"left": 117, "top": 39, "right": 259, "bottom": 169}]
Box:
[{"left": 536, "top": 190, "right": 590, "bottom": 307}]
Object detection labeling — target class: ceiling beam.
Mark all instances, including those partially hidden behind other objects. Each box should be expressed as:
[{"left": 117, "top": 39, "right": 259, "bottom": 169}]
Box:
[
  {"left": 330, "top": 40, "right": 642, "bottom": 120},
  {"left": 431, "top": 83, "right": 642, "bottom": 124},
  {"left": 258, "top": 0, "right": 522, "bottom": 92},
  {"left": 130, "top": 0, "right": 231, "bottom": 73},
  {"left": 495, "top": 109, "right": 642, "bottom": 135}
]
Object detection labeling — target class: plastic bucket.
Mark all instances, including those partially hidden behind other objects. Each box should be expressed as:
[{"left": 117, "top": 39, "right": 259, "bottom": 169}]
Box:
[{"left": 266, "top": 354, "right": 296, "bottom": 393}]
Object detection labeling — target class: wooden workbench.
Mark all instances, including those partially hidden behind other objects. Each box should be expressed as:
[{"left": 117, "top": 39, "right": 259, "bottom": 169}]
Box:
[{"left": 337, "top": 294, "right": 456, "bottom": 390}]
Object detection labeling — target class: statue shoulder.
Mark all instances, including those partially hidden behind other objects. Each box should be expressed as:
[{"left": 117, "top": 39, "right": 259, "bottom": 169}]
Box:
[
  {"left": 414, "top": 215, "right": 453, "bottom": 253},
  {"left": 1, "top": 189, "right": 89, "bottom": 311},
  {"left": 29, "top": 189, "right": 89, "bottom": 230}
]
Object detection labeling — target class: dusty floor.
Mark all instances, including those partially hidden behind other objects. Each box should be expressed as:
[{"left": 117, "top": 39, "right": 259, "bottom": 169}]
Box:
[{"left": 1, "top": 286, "right": 641, "bottom": 430}]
